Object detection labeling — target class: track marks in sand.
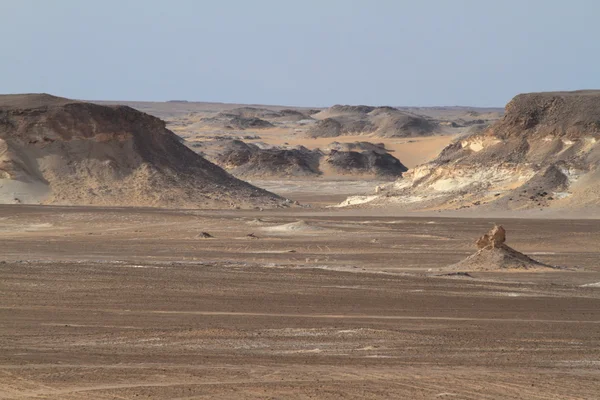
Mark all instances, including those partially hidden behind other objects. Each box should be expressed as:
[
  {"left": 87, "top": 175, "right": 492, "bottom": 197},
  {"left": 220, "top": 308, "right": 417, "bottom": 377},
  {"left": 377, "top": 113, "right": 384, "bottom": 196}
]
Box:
[
  {"left": 3, "top": 306, "right": 600, "bottom": 325},
  {"left": 2, "top": 367, "right": 593, "bottom": 400}
]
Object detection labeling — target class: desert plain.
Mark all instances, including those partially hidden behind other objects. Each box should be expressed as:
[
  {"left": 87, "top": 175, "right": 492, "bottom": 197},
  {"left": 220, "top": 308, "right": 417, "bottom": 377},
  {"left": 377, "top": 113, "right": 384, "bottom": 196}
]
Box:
[
  {"left": 1, "top": 94, "right": 599, "bottom": 399},
  {"left": 1, "top": 203, "right": 600, "bottom": 399}
]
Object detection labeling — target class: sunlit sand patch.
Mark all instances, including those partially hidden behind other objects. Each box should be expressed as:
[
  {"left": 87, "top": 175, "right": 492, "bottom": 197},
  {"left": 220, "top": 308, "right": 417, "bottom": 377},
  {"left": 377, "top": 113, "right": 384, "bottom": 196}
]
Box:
[
  {"left": 260, "top": 220, "right": 334, "bottom": 234},
  {"left": 581, "top": 282, "right": 600, "bottom": 288}
]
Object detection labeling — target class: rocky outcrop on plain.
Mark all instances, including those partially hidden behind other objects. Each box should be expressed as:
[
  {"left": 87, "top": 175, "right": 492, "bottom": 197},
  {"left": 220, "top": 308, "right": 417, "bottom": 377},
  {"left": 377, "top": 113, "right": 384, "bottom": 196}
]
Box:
[
  {"left": 308, "top": 105, "right": 439, "bottom": 138},
  {"left": 223, "top": 107, "right": 313, "bottom": 122},
  {"left": 325, "top": 150, "right": 408, "bottom": 177},
  {"left": 0, "top": 94, "right": 284, "bottom": 208},
  {"left": 476, "top": 225, "right": 506, "bottom": 249},
  {"left": 340, "top": 91, "right": 600, "bottom": 211},
  {"left": 215, "top": 140, "right": 322, "bottom": 178},
  {"left": 200, "top": 113, "right": 275, "bottom": 130},
  {"left": 446, "top": 225, "right": 555, "bottom": 271},
  {"left": 203, "top": 139, "right": 408, "bottom": 179},
  {"left": 323, "top": 141, "right": 389, "bottom": 154},
  {"left": 196, "top": 107, "right": 316, "bottom": 131}
]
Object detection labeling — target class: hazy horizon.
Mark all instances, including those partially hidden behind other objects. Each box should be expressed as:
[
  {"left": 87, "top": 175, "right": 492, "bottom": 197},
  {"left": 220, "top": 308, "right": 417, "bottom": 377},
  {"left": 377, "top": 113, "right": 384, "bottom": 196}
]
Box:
[{"left": 1, "top": 0, "right": 599, "bottom": 107}]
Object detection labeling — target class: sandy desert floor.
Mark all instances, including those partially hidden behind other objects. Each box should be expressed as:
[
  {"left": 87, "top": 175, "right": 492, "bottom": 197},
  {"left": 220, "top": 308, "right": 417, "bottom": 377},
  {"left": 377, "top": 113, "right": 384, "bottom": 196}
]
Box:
[{"left": 1, "top": 204, "right": 600, "bottom": 399}]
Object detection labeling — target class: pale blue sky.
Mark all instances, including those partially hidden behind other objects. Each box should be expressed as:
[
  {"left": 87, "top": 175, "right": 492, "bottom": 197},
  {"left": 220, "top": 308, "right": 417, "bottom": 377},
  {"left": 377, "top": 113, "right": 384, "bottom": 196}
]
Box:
[{"left": 1, "top": 0, "right": 598, "bottom": 107}]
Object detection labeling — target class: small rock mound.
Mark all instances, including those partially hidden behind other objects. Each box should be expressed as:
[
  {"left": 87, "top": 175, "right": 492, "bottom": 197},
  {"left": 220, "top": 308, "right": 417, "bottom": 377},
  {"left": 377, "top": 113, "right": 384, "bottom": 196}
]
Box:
[
  {"left": 261, "top": 220, "right": 330, "bottom": 234},
  {"left": 324, "top": 141, "right": 388, "bottom": 154},
  {"left": 215, "top": 140, "right": 321, "bottom": 178},
  {"left": 447, "top": 225, "right": 556, "bottom": 271},
  {"left": 200, "top": 113, "right": 274, "bottom": 130},
  {"left": 309, "top": 106, "right": 439, "bottom": 138},
  {"left": 475, "top": 225, "right": 506, "bottom": 249},
  {"left": 325, "top": 150, "right": 408, "bottom": 177},
  {"left": 221, "top": 107, "right": 312, "bottom": 122}
]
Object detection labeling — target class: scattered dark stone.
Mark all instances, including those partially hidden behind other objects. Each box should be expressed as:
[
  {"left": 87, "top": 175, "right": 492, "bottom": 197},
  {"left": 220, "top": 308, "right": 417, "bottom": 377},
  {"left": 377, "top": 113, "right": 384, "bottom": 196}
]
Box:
[{"left": 438, "top": 272, "right": 474, "bottom": 278}]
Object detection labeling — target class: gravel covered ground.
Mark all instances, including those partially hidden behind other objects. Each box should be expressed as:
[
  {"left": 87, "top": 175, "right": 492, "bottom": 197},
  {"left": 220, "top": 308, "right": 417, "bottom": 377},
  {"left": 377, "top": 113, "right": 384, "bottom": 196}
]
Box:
[{"left": 1, "top": 205, "right": 599, "bottom": 399}]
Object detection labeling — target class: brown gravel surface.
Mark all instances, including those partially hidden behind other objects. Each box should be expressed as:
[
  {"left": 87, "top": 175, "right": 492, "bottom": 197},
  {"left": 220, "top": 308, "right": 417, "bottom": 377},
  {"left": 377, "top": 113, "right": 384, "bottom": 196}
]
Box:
[{"left": 1, "top": 205, "right": 599, "bottom": 399}]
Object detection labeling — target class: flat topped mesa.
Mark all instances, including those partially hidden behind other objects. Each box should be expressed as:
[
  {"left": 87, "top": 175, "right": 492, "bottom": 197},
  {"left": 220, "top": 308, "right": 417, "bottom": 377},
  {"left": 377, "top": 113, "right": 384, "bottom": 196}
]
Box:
[{"left": 446, "top": 225, "right": 557, "bottom": 272}]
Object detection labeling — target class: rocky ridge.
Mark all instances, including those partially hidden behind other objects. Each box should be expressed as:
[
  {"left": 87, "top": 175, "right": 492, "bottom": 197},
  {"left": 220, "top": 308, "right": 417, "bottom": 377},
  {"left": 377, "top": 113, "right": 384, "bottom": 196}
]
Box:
[
  {"left": 0, "top": 94, "right": 284, "bottom": 208},
  {"left": 202, "top": 139, "right": 408, "bottom": 178},
  {"left": 309, "top": 105, "right": 439, "bottom": 138},
  {"left": 340, "top": 91, "right": 600, "bottom": 212}
]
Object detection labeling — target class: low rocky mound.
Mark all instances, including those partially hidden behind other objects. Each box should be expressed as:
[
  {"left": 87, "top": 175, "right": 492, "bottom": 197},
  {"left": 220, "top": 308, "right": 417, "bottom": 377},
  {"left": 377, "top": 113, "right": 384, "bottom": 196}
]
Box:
[
  {"left": 205, "top": 139, "right": 407, "bottom": 178},
  {"left": 215, "top": 140, "right": 321, "bottom": 178},
  {"left": 368, "top": 107, "right": 439, "bottom": 138},
  {"left": 223, "top": 107, "right": 312, "bottom": 122},
  {"left": 446, "top": 226, "right": 555, "bottom": 271},
  {"left": 277, "top": 109, "right": 314, "bottom": 121},
  {"left": 325, "top": 150, "right": 408, "bottom": 177},
  {"left": 309, "top": 105, "right": 439, "bottom": 138},
  {"left": 0, "top": 94, "right": 284, "bottom": 208},
  {"left": 340, "top": 91, "right": 600, "bottom": 212},
  {"left": 222, "top": 107, "right": 282, "bottom": 119},
  {"left": 314, "top": 105, "right": 376, "bottom": 118},
  {"left": 200, "top": 111, "right": 274, "bottom": 130},
  {"left": 323, "top": 141, "right": 388, "bottom": 154}
]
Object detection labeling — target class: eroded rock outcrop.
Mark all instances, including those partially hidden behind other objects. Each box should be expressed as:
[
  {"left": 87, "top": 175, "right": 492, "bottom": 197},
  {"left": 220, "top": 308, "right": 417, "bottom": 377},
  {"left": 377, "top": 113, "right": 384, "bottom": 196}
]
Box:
[
  {"left": 308, "top": 105, "right": 439, "bottom": 138},
  {"left": 340, "top": 91, "right": 600, "bottom": 211},
  {"left": 0, "top": 93, "right": 284, "bottom": 208},
  {"left": 475, "top": 225, "right": 506, "bottom": 249},
  {"left": 215, "top": 140, "right": 322, "bottom": 178},
  {"left": 204, "top": 139, "right": 408, "bottom": 179},
  {"left": 447, "top": 225, "right": 556, "bottom": 271}
]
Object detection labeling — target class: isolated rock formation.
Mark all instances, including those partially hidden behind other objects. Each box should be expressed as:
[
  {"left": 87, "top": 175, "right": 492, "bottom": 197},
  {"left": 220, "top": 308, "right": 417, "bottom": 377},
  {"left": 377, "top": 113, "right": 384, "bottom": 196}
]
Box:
[
  {"left": 201, "top": 113, "right": 274, "bottom": 130},
  {"left": 0, "top": 94, "right": 283, "bottom": 208},
  {"left": 223, "top": 107, "right": 313, "bottom": 122},
  {"left": 323, "top": 141, "right": 389, "bottom": 154},
  {"left": 215, "top": 140, "right": 322, "bottom": 178},
  {"left": 325, "top": 150, "right": 408, "bottom": 177},
  {"left": 340, "top": 91, "right": 600, "bottom": 211},
  {"left": 447, "top": 225, "right": 555, "bottom": 271},
  {"left": 204, "top": 139, "right": 407, "bottom": 178},
  {"left": 309, "top": 105, "right": 439, "bottom": 138},
  {"left": 475, "top": 225, "right": 506, "bottom": 249}
]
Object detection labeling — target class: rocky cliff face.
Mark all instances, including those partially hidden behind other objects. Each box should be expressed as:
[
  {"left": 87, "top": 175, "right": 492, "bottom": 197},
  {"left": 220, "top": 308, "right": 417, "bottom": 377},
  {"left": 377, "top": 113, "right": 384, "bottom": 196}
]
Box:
[
  {"left": 0, "top": 94, "right": 283, "bottom": 208},
  {"left": 339, "top": 91, "right": 600, "bottom": 211}
]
